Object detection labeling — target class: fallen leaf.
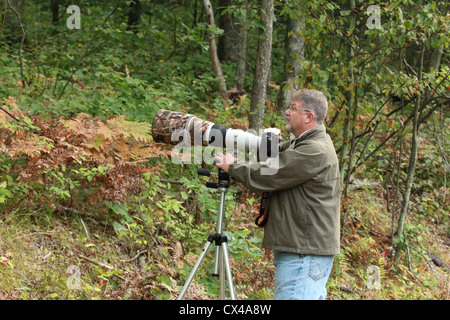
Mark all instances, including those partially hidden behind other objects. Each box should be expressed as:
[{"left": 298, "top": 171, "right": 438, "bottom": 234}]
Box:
[{"left": 97, "top": 280, "right": 107, "bottom": 287}]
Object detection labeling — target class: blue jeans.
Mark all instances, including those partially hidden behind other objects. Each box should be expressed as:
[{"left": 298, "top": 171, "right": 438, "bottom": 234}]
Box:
[{"left": 273, "top": 251, "right": 334, "bottom": 300}]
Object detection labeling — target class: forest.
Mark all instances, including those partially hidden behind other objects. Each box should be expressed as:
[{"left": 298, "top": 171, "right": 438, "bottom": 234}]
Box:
[{"left": 0, "top": 0, "right": 448, "bottom": 300}]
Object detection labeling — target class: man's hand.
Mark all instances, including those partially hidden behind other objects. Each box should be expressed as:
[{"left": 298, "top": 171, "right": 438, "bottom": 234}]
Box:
[
  {"left": 214, "top": 152, "right": 237, "bottom": 173},
  {"left": 264, "top": 128, "right": 282, "bottom": 141}
]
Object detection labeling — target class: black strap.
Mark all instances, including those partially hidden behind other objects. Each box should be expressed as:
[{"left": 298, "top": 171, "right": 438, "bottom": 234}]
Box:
[{"left": 255, "top": 192, "right": 270, "bottom": 228}]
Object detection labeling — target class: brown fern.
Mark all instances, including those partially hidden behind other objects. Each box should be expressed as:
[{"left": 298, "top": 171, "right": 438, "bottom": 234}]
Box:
[
  {"left": 0, "top": 100, "right": 169, "bottom": 208},
  {"left": 171, "top": 242, "right": 184, "bottom": 269}
]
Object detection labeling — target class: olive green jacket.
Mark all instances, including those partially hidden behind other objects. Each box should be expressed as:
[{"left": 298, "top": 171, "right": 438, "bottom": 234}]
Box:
[{"left": 228, "top": 125, "right": 341, "bottom": 255}]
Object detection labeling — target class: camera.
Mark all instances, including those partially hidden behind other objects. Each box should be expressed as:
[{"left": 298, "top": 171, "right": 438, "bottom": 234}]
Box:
[{"left": 152, "top": 109, "right": 278, "bottom": 164}]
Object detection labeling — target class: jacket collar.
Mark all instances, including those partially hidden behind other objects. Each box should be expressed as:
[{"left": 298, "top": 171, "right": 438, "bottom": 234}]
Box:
[{"left": 292, "top": 124, "right": 326, "bottom": 145}]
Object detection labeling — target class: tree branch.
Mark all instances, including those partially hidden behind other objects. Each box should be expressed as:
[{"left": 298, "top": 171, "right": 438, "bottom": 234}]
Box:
[
  {"left": 202, "top": 0, "right": 228, "bottom": 104},
  {"left": 58, "top": 2, "right": 119, "bottom": 100},
  {"left": 6, "top": 0, "right": 26, "bottom": 86}
]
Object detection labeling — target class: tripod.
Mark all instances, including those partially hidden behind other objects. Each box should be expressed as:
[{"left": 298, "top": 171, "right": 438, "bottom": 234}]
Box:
[{"left": 177, "top": 168, "right": 235, "bottom": 300}]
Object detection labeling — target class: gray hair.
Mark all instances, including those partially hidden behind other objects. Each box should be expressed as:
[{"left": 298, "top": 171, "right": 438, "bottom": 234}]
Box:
[{"left": 292, "top": 89, "right": 328, "bottom": 124}]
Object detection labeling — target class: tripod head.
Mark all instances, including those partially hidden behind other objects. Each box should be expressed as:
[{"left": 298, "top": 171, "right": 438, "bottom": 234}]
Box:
[{"left": 197, "top": 168, "right": 230, "bottom": 189}]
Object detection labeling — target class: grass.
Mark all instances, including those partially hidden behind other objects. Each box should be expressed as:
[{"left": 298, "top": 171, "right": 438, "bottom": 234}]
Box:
[
  {"left": 0, "top": 206, "right": 139, "bottom": 300},
  {"left": 327, "top": 188, "right": 450, "bottom": 300},
  {"left": 1, "top": 185, "right": 448, "bottom": 300}
]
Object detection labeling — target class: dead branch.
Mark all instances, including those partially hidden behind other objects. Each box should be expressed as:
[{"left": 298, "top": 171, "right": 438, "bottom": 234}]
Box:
[
  {"left": 6, "top": 0, "right": 26, "bottom": 86},
  {"left": 78, "top": 254, "right": 114, "bottom": 270}
]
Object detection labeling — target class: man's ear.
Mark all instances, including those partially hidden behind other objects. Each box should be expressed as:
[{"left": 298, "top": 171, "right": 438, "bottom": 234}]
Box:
[{"left": 305, "top": 112, "right": 314, "bottom": 124}]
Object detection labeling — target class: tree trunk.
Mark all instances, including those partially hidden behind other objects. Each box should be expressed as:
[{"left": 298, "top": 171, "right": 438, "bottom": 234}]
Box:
[
  {"left": 276, "top": 0, "right": 305, "bottom": 115},
  {"left": 203, "top": 0, "right": 228, "bottom": 103},
  {"left": 127, "top": 0, "right": 143, "bottom": 32},
  {"left": 218, "top": 0, "right": 238, "bottom": 62},
  {"left": 6, "top": 0, "right": 26, "bottom": 86},
  {"left": 393, "top": 45, "right": 426, "bottom": 264},
  {"left": 192, "top": 0, "right": 199, "bottom": 27},
  {"left": 4, "top": 0, "right": 24, "bottom": 43},
  {"left": 341, "top": 71, "right": 359, "bottom": 202},
  {"left": 343, "top": 79, "right": 359, "bottom": 199},
  {"left": 340, "top": 0, "right": 357, "bottom": 191},
  {"left": 50, "top": 0, "right": 60, "bottom": 23},
  {"left": 249, "top": 0, "right": 274, "bottom": 130},
  {"left": 339, "top": 88, "right": 352, "bottom": 185},
  {"left": 234, "top": 0, "right": 248, "bottom": 89},
  {"left": 428, "top": 44, "right": 443, "bottom": 72}
]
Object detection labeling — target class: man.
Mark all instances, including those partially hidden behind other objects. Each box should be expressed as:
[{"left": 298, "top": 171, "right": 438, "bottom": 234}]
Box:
[{"left": 214, "top": 89, "right": 340, "bottom": 300}]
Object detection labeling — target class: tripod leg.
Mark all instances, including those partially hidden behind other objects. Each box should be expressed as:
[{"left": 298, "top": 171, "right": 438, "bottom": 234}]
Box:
[
  {"left": 219, "top": 246, "right": 225, "bottom": 299},
  {"left": 177, "top": 240, "right": 212, "bottom": 300},
  {"left": 221, "top": 242, "right": 236, "bottom": 300},
  {"left": 213, "top": 246, "right": 220, "bottom": 277}
]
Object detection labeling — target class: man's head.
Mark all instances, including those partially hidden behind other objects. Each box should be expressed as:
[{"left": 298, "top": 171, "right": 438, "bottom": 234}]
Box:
[{"left": 285, "top": 89, "right": 328, "bottom": 138}]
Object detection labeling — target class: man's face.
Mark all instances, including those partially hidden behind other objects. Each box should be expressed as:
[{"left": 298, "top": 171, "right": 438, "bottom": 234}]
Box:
[{"left": 285, "top": 99, "right": 312, "bottom": 137}]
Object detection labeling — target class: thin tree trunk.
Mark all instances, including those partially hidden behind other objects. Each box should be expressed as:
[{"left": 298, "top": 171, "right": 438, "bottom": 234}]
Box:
[
  {"left": 218, "top": 0, "right": 238, "bottom": 62},
  {"left": 276, "top": 0, "right": 305, "bottom": 115},
  {"left": 340, "top": 0, "right": 356, "bottom": 192},
  {"left": 394, "top": 45, "right": 426, "bottom": 264},
  {"left": 203, "top": 0, "right": 228, "bottom": 103},
  {"left": 429, "top": 44, "right": 443, "bottom": 71},
  {"left": 339, "top": 88, "right": 352, "bottom": 185},
  {"left": 50, "top": 0, "right": 59, "bottom": 23},
  {"left": 234, "top": 0, "right": 248, "bottom": 89},
  {"left": 192, "top": 0, "right": 198, "bottom": 27},
  {"left": 249, "top": 0, "right": 274, "bottom": 130},
  {"left": 7, "top": 0, "right": 26, "bottom": 86},
  {"left": 390, "top": 108, "right": 406, "bottom": 239},
  {"left": 343, "top": 78, "right": 359, "bottom": 199},
  {"left": 127, "top": 0, "right": 143, "bottom": 32}
]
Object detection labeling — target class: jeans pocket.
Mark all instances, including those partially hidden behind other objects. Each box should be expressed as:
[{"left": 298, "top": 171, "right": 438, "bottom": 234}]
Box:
[{"left": 308, "top": 256, "right": 334, "bottom": 281}]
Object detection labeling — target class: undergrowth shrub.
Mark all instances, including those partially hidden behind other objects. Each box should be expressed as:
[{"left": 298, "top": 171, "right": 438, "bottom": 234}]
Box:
[
  {"left": 0, "top": 97, "right": 168, "bottom": 213},
  {"left": 0, "top": 97, "right": 270, "bottom": 299}
]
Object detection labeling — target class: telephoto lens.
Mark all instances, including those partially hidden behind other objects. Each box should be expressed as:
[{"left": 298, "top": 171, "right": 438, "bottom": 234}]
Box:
[
  {"left": 151, "top": 109, "right": 278, "bottom": 157},
  {"left": 151, "top": 109, "right": 214, "bottom": 146}
]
